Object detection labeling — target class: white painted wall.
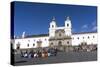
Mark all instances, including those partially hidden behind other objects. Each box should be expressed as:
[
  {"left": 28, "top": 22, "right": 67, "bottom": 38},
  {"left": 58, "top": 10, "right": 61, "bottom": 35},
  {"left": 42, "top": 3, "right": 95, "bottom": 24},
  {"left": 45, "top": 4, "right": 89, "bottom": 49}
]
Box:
[
  {"left": 72, "top": 33, "right": 97, "bottom": 46},
  {"left": 14, "top": 36, "right": 49, "bottom": 49}
]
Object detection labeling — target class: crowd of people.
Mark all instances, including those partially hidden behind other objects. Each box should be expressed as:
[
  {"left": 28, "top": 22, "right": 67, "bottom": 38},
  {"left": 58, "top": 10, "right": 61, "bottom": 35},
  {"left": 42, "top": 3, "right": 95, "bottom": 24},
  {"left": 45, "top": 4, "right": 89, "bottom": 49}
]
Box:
[
  {"left": 18, "top": 44, "right": 97, "bottom": 59},
  {"left": 73, "top": 44, "right": 97, "bottom": 52},
  {"left": 20, "top": 48, "right": 58, "bottom": 58}
]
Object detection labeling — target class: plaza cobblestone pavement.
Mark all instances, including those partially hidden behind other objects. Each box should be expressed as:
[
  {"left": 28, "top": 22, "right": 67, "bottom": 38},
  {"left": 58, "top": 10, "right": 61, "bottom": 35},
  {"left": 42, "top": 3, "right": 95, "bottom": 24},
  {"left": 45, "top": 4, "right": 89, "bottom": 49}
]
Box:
[{"left": 14, "top": 51, "right": 97, "bottom": 66}]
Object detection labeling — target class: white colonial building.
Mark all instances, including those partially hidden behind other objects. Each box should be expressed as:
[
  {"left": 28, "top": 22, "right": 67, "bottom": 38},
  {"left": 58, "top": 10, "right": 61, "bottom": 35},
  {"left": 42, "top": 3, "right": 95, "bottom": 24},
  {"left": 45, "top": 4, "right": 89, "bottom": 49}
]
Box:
[{"left": 13, "top": 16, "right": 97, "bottom": 50}]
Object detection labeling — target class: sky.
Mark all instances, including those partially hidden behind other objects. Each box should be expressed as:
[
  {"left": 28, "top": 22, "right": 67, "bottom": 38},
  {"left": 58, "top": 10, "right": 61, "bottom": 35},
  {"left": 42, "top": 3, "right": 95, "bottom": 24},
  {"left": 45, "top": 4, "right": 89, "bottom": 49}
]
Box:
[{"left": 13, "top": 1, "right": 97, "bottom": 37}]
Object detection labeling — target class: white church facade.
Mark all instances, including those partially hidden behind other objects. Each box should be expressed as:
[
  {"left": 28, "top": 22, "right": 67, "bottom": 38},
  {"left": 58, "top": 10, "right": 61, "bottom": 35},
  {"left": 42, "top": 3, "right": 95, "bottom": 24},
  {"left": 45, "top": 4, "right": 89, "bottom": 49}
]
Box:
[{"left": 13, "top": 16, "right": 97, "bottom": 50}]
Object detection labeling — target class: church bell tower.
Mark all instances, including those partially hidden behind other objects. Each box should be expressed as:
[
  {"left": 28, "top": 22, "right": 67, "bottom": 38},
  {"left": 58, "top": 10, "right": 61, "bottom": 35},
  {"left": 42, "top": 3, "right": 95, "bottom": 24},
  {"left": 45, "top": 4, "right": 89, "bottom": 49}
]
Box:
[
  {"left": 64, "top": 16, "right": 72, "bottom": 36},
  {"left": 49, "top": 16, "right": 57, "bottom": 37}
]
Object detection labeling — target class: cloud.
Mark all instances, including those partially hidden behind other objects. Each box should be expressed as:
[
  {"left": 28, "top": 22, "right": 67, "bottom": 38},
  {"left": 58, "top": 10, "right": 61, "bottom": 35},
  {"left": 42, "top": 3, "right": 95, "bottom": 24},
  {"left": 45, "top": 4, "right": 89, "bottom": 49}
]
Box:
[
  {"left": 91, "top": 20, "right": 97, "bottom": 31},
  {"left": 82, "top": 24, "right": 88, "bottom": 29},
  {"left": 80, "top": 20, "right": 97, "bottom": 32},
  {"left": 92, "top": 26, "right": 97, "bottom": 31},
  {"left": 80, "top": 24, "right": 88, "bottom": 32},
  {"left": 92, "top": 20, "right": 97, "bottom": 26}
]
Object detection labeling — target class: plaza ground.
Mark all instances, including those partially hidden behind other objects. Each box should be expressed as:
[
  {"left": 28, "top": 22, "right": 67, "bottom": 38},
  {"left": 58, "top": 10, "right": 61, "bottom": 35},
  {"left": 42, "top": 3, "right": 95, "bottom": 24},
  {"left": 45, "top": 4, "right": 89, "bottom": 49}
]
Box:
[{"left": 13, "top": 51, "right": 97, "bottom": 66}]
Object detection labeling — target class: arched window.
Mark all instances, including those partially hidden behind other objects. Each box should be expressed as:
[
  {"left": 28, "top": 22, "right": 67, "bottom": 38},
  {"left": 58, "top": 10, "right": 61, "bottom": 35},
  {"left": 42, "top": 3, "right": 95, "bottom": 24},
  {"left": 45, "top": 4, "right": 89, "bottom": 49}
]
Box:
[
  {"left": 45, "top": 38, "right": 47, "bottom": 41},
  {"left": 59, "top": 33, "right": 61, "bottom": 37},
  {"left": 33, "top": 43, "right": 35, "bottom": 46},
  {"left": 67, "top": 41, "right": 69, "bottom": 44},
  {"left": 77, "top": 37, "right": 79, "bottom": 39},
  {"left": 27, "top": 44, "right": 29, "bottom": 47},
  {"left": 16, "top": 42, "right": 20, "bottom": 50},
  {"left": 88, "top": 36, "right": 90, "bottom": 39},
  {"left": 50, "top": 42, "right": 54, "bottom": 47},
  {"left": 51, "top": 42, "right": 53, "bottom": 45},
  {"left": 67, "top": 23, "right": 69, "bottom": 27},
  {"left": 50, "top": 42, "right": 53, "bottom": 46},
  {"left": 37, "top": 41, "right": 42, "bottom": 48},
  {"left": 52, "top": 25, "right": 54, "bottom": 28},
  {"left": 93, "top": 36, "right": 95, "bottom": 38},
  {"left": 58, "top": 41, "right": 62, "bottom": 46}
]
